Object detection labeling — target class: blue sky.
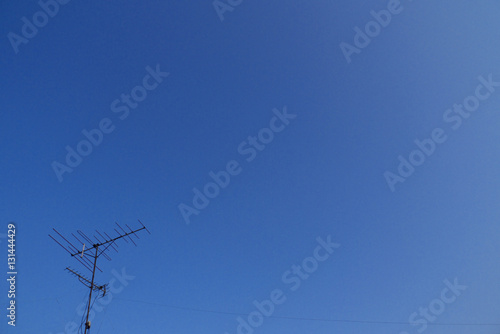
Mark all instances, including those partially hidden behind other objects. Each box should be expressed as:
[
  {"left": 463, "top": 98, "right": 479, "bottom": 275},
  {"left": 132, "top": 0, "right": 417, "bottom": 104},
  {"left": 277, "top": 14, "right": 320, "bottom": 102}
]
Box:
[{"left": 2, "top": 0, "right": 500, "bottom": 333}]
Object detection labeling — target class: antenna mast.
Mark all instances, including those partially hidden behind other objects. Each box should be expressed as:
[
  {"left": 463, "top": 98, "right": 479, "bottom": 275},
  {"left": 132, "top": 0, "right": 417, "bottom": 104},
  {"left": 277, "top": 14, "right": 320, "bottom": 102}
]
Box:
[{"left": 49, "top": 220, "right": 151, "bottom": 333}]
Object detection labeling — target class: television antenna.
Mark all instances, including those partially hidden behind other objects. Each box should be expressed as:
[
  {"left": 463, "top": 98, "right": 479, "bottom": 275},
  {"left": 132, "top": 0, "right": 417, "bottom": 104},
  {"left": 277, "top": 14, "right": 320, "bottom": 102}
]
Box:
[{"left": 49, "top": 220, "right": 150, "bottom": 334}]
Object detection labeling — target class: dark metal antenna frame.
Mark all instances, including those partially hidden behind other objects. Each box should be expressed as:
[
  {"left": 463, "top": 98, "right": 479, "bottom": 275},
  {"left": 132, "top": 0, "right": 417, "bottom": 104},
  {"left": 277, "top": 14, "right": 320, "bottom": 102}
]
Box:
[{"left": 49, "top": 220, "right": 150, "bottom": 334}]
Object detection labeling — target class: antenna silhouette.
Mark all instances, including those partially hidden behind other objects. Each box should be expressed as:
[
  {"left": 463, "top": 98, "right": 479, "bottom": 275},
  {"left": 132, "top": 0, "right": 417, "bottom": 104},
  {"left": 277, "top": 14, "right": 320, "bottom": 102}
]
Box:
[{"left": 49, "top": 220, "right": 151, "bottom": 334}]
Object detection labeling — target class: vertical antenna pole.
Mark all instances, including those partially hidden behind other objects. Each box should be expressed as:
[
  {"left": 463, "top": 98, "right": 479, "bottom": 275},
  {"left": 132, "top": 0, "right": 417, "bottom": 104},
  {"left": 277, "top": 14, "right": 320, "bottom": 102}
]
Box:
[{"left": 84, "top": 245, "right": 98, "bottom": 334}]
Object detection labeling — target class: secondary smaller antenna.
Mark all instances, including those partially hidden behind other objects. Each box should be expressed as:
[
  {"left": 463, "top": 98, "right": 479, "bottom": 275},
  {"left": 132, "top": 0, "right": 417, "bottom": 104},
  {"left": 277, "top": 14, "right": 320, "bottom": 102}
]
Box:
[{"left": 65, "top": 267, "right": 107, "bottom": 296}]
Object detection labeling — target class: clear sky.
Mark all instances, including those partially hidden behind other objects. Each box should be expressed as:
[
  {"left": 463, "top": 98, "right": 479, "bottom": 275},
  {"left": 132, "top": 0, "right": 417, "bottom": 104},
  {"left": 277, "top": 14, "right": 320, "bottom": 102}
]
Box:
[{"left": 2, "top": 1, "right": 500, "bottom": 333}]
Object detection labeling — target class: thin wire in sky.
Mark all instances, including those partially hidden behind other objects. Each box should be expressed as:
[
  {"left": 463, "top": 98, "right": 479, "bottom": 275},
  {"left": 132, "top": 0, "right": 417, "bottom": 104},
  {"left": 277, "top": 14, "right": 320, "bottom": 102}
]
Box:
[{"left": 113, "top": 297, "right": 500, "bottom": 327}]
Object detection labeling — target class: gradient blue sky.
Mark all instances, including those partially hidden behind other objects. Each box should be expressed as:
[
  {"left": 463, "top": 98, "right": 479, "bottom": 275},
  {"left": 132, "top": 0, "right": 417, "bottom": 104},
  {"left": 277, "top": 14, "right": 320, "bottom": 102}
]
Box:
[{"left": 2, "top": 1, "right": 500, "bottom": 333}]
